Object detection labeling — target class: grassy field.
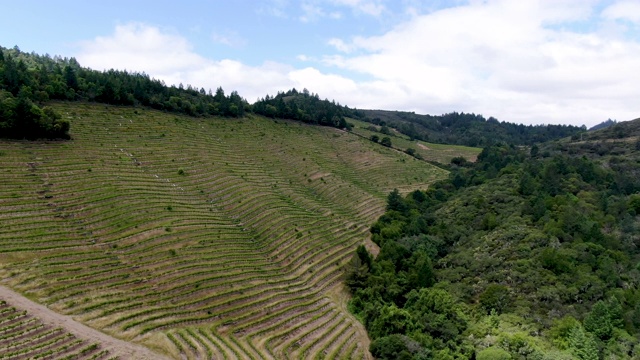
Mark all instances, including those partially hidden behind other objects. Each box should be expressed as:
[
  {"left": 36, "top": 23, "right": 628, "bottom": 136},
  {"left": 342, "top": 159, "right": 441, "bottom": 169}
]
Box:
[
  {"left": 0, "top": 103, "right": 447, "bottom": 359},
  {"left": 348, "top": 118, "right": 481, "bottom": 164}
]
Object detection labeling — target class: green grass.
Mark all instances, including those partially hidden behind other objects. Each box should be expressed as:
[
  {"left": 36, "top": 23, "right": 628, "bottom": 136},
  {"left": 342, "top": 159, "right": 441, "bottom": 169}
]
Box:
[{"left": 0, "top": 102, "right": 448, "bottom": 359}]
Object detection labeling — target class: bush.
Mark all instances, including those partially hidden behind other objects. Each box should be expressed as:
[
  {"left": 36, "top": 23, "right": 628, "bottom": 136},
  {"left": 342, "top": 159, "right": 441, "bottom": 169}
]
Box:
[
  {"left": 477, "top": 347, "right": 511, "bottom": 360},
  {"left": 479, "top": 284, "right": 510, "bottom": 314}
]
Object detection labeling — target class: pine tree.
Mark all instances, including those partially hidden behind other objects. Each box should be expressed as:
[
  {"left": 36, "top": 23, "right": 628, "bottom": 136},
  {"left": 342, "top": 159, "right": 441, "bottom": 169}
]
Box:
[
  {"left": 584, "top": 300, "right": 613, "bottom": 340},
  {"left": 568, "top": 326, "right": 599, "bottom": 360}
]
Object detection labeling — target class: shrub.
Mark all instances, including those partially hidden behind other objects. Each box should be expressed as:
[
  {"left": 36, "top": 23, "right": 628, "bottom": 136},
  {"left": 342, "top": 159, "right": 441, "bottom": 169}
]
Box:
[
  {"left": 479, "top": 284, "right": 510, "bottom": 314},
  {"left": 477, "top": 347, "right": 511, "bottom": 360}
]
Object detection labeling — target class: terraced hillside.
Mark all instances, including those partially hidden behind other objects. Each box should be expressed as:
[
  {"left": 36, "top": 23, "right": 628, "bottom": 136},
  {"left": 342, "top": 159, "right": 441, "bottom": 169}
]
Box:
[
  {"left": 0, "top": 298, "right": 114, "bottom": 360},
  {"left": 0, "top": 102, "right": 447, "bottom": 359},
  {"left": 348, "top": 118, "right": 481, "bottom": 164}
]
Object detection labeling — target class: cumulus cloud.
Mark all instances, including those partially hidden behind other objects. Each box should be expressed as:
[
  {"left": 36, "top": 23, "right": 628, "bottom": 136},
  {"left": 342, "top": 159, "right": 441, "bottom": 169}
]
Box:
[
  {"left": 76, "top": 23, "right": 206, "bottom": 75},
  {"left": 76, "top": 0, "right": 640, "bottom": 127},
  {"left": 323, "top": 0, "right": 640, "bottom": 125},
  {"left": 602, "top": 0, "right": 640, "bottom": 23},
  {"left": 75, "top": 23, "right": 353, "bottom": 103}
]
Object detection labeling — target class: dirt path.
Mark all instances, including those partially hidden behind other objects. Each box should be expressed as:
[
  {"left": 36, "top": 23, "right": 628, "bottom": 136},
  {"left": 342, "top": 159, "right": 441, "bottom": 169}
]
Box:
[{"left": 0, "top": 285, "right": 171, "bottom": 360}]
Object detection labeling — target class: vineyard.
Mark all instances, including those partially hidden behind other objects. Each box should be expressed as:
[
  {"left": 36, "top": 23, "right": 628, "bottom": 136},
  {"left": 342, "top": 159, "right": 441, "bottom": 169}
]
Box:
[
  {"left": 0, "top": 299, "right": 113, "bottom": 360},
  {"left": 0, "top": 103, "right": 452, "bottom": 359}
]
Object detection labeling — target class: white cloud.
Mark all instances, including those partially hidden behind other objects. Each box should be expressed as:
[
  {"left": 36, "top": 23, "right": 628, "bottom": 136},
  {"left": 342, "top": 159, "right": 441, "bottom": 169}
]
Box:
[
  {"left": 76, "top": 23, "right": 206, "bottom": 74},
  {"left": 75, "top": 23, "right": 358, "bottom": 103},
  {"left": 76, "top": 1, "right": 640, "bottom": 128},
  {"left": 211, "top": 30, "right": 247, "bottom": 48},
  {"left": 602, "top": 0, "right": 640, "bottom": 23},
  {"left": 320, "top": 0, "right": 640, "bottom": 125},
  {"left": 330, "top": 0, "right": 385, "bottom": 16},
  {"left": 258, "top": 0, "right": 289, "bottom": 19},
  {"left": 328, "top": 38, "right": 354, "bottom": 53},
  {"left": 300, "top": 3, "right": 326, "bottom": 22}
]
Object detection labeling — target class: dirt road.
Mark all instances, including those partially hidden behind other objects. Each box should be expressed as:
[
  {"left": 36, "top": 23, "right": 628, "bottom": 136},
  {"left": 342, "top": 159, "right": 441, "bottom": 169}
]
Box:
[{"left": 0, "top": 285, "right": 171, "bottom": 360}]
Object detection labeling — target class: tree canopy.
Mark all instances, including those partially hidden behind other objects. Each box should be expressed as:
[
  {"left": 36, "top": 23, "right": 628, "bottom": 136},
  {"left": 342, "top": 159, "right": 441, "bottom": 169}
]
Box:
[
  {"left": 0, "top": 45, "right": 249, "bottom": 139},
  {"left": 252, "top": 88, "right": 355, "bottom": 130},
  {"left": 348, "top": 140, "right": 640, "bottom": 359}
]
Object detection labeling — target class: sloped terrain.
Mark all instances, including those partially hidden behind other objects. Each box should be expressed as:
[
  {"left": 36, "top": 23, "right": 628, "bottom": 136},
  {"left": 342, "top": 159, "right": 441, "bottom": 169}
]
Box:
[
  {"left": 0, "top": 285, "right": 165, "bottom": 360},
  {"left": 0, "top": 103, "right": 447, "bottom": 359}
]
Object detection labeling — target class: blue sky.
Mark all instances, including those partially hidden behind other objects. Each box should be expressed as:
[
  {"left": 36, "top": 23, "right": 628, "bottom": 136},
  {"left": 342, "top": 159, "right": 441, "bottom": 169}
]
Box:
[{"left": 2, "top": 0, "right": 640, "bottom": 126}]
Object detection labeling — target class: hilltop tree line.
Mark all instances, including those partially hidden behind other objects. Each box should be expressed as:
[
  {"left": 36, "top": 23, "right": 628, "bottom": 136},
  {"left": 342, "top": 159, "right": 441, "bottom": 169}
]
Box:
[
  {"left": 347, "top": 143, "right": 640, "bottom": 359},
  {"left": 0, "top": 45, "right": 249, "bottom": 139},
  {"left": 2, "top": 44, "right": 584, "bottom": 148},
  {"left": 252, "top": 88, "right": 355, "bottom": 129},
  {"left": 362, "top": 110, "right": 585, "bottom": 147}
]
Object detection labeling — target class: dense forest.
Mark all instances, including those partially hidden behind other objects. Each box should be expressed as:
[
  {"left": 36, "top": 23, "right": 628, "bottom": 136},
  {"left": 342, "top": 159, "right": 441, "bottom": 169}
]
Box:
[
  {"left": 0, "top": 45, "right": 249, "bottom": 139},
  {"left": 347, "top": 134, "right": 640, "bottom": 359},
  {"left": 361, "top": 109, "right": 585, "bottom": 147}
]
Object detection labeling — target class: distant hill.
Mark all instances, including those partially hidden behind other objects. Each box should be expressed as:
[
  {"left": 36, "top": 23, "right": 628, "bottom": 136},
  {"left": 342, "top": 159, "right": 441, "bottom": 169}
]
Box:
[
  {"left": 588, "top": 118, "right": 617, "bottom": 131},
  {"left": 252, "top": 89, "right": 586, "bottom": 149},
  {"left": 3, "top": 44, "right": 585, "bottom": 152},
  {"left": 361, "top": 109, "right": 585, "bottom": 147}
]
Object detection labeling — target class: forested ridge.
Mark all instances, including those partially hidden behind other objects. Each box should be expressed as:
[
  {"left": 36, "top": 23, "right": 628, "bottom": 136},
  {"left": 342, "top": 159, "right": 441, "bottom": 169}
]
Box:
[
  {"left": 2, "top": 45, "right": 585, "bottom": 147},
  {"left": 252, "top": 88, "right": 356, "bottom": 129},
  {"left": 0, "top": 45, "right": 249, "bottom": 139},
  {"left": 347, "top": 129, "right": 640, "bottom": 359},
  {"left": 361, "top": 109, "right": 585, "bottom": 147}
]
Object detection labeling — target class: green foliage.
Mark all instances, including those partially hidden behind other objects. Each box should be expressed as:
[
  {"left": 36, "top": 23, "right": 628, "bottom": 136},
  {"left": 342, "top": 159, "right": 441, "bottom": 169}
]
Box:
[
  {"left": 252, "top": 88, "right": 353, "bottom": 129},
  {"left": 0, "top": 89, "right": 68, "bottom": 139},
  {"left": 549, "top": 316, "right": 581, "bottom": 349},
  {"left": 370, "top": 334, "right": 429, "bottom": 360},
  {"left": 477, "top": 346, "right": 511, "bottom": 360},
  {"left": 387, "top": 189, "right": 407, "bottom": 213},
  {"left": 583, "top": 298, "right": 623, "bottom": 340},
  {"left": 405, "top": 288, "right": 467, "bottom": 343},
  {"left": 370, "top": 304, "right": 413, "bottom": 338},
  {"left": 628, "top": 194, "right": 640, "bottom": 214},
  {"left": 360, "top": 109, "right": 583, "bottom": 147},
  {"left": 0, "top": 45, "right": 251, "bottom": 139},
  {"left": 381, "top": 136, "right": 392, "bottom": 147},
  {"left": 567, "top": 326, "right": 599, "bottom": 360},
  {"left": 479, "top": 284, "right": 510, "bottom": 314},
  {"left": 354, "top": 142, "right": 640, "bottom": 359}
]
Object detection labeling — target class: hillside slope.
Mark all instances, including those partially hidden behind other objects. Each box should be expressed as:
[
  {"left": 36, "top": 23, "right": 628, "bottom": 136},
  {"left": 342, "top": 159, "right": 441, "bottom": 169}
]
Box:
[
  {"left": 348, "top": 123, "right": 640, "bottom": 358},
  {"left": 0, "top": 102, "right": 447, "bottom": 359},
  {"left": 361, "top": 109, "right": 584, "bottom": 147}
]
